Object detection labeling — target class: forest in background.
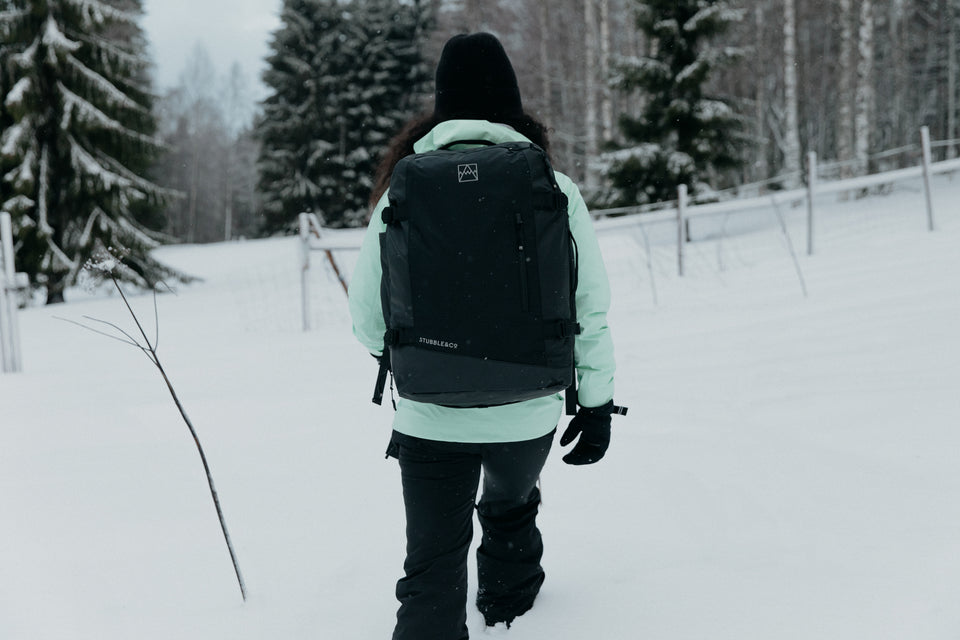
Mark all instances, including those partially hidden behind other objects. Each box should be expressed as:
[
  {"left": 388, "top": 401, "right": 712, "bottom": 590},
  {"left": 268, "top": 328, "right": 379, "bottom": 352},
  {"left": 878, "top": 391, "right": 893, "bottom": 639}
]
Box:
[
  {"left": 156, "top": 0, "right": 959, "bottom": 242},
  {"left": 1, "top": 0, "right": 958, "bottom": 301}
]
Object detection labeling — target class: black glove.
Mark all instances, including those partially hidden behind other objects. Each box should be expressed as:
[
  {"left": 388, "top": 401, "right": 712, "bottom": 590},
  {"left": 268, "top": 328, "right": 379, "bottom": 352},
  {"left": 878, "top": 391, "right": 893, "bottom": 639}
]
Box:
[{"left": 560, "top": 400, "right": 615, "bottom": 465}]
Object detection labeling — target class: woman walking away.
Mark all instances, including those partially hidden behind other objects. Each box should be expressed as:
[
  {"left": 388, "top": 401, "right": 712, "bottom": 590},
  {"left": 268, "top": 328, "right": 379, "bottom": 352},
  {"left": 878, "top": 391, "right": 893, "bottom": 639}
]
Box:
[{"left": 349, "top": 32, "right": 623, "bottom": 640}]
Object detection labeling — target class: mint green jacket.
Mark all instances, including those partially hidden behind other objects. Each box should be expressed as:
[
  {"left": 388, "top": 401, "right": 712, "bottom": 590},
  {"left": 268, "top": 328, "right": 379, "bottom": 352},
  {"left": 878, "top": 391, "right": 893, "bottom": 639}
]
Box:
[{"left": 349, "top": 120, "right": 616, "bottom": 443}]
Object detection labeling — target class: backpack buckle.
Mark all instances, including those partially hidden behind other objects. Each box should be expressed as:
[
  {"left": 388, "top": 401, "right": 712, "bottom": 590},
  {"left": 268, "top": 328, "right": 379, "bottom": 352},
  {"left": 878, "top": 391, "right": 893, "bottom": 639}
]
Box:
[{"left": 553, "top": 321, "right": 581, "bottom": 338}]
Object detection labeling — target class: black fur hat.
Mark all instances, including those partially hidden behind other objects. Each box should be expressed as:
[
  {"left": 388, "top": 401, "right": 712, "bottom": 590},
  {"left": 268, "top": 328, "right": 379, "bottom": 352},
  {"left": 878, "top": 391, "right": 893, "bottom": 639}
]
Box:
[{"left": 433, "top": 33, "right": 524, "bottom": 122}]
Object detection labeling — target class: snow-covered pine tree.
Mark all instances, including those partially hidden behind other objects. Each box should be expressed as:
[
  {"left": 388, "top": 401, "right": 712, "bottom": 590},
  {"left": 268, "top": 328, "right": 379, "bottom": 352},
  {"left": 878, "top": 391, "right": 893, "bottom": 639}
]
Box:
[
  {"left": 0, "top": 0, "right": 181, "bottom": 303},
  {"left": 257, "top": 0, "right": 434, "bottom": 232},
  {"left": 601, "top": 0, "right": 746, "bottom": 207}
]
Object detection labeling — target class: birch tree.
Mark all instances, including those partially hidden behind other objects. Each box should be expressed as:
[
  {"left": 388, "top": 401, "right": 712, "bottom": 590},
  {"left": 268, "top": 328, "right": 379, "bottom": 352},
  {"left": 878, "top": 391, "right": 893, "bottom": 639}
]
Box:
[
  {"left": 947, "top": 0, "right": 957, "bottom": 158},
  {"left": 599, "top": 0, "right": 614, "bottom": 142},
  {"left": 781, "top": 0, "right": 801, "bottom": 186},
  {"left": 584, "top": 0, "right": 599, "bottom": 188},
  {"left": 854, "top": 0, "right": 875, "bottom": 174},
  {"left": 836, "top": 0, "right": 856, "bottom": 175},
  {"left": 0, "top": 0, "right": 181, "bottom": 303}
]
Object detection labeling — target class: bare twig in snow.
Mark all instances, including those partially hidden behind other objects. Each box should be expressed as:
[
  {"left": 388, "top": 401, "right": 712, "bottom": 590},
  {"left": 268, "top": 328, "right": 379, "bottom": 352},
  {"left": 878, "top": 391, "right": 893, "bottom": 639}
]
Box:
[{"left": 61, "top": 250, "right": 247, "bottom": 602}]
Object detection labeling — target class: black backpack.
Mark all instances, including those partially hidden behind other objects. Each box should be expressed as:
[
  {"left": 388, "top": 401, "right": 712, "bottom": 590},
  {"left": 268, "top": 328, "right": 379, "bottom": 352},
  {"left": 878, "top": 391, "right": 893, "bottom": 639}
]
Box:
[{"left": 373, "top": 140, "right": 579, "bottom": 408}]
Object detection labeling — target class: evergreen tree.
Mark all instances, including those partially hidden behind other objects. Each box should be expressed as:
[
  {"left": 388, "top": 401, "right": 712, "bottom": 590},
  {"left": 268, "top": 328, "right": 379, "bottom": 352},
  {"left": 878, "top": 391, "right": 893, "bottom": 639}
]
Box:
[
  {"left": 0, "top": 0, "right": 181, "bottom": 303},
  {"left": 601, "top": 0, "right": 746, "bottom": 207},
  {"left": 257, "top": 0, "right": 435, "bottom": 232}
]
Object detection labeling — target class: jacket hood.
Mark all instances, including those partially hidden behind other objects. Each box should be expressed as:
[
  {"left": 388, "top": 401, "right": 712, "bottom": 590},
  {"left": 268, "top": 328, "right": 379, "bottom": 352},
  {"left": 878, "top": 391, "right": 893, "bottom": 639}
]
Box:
[{"left": 413, "top": 120, "right": 531, "bottom": 154}]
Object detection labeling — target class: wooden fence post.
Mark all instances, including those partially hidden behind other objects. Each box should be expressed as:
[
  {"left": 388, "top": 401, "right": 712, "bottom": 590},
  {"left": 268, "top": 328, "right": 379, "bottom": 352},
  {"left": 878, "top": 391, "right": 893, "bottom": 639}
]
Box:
[
  {"left": 806, "top": 151, "right": 817, "bottom": 255},
  {"left": 920, "top": 126, "right": 936, "bottom": 231},
  {"left": 677, "top": 184, "right": 687, "bottom": 276},
  {"left": 299, "top": 213, "right": 311, "bottom": 332},
  {"left": 1, "top": 212, "right": 23, "bottom": 372}
]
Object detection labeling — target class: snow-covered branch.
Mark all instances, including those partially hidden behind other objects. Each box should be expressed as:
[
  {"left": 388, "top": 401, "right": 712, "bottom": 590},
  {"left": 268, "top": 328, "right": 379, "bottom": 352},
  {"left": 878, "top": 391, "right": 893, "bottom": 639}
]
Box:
[
  {"left": 38, "top": 147, "right": 51, "bottom": 234},
  {"left": 91, "top": 146, "right": 180, "bottom": 201},
  {"left": 0, "top": 9, "right": 29, "bottom": 38},
  {"left": 46, "top": 235, "right": 78, "bottom": 272},
  {"left": 62, "top": 0, "right": 138, "bottom": 29},
  {"left": 1, "top": 121, "right": 30, "bottom": 158},
  {"left": 11, "top": 39, "right": 38, "bottom": 69},
  {"left": 598, "top": 143, "right": 663, "bottom": 169},
  {"left": 4, "top": 77, "right": 32, "bottom": 111},
  {"left": 68, "top": 135, "right": 138, "bottom": 193},
  {"left": 58, "top": 82, "right": 161, "bottom": 147},
  {"left": 610, "top": 55, "right": 669, "bottom": 89},
  {"left": 41, "top": 16, "right": 81, "bottom": 54},
  {"left": 3, "top": 148, "right": 36, "bottom": 191},
  {"left": 684, "top": 4, "right": 746, "bottom": 33},
  {"left": 65, "top": 54, "right": 148, "bottom": 114},
  {"left": 1, "top": 195, "right": 36, "bottom": 215},
  {"left": 65, "top": 29, "right": 144, "bottom": 69}
]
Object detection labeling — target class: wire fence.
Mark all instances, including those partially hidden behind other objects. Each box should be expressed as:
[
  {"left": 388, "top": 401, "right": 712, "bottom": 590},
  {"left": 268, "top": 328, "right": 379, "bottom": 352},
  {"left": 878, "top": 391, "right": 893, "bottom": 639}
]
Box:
[{"left": 298, "top": 128, "right": 960, "bottom": 328}]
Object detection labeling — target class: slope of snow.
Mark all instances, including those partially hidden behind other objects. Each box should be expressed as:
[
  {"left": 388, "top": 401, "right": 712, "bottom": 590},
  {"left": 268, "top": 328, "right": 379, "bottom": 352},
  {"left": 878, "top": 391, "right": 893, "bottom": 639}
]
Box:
[{"left": 2, "top": 174, "right": 959, "bottom": 639}]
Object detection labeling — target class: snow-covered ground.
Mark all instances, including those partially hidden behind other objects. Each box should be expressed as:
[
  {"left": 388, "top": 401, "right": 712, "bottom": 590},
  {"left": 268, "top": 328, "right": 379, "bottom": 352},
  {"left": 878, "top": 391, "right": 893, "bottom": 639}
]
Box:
[{"left": 2, "top": 174, "right": 959, "bottom": 639}]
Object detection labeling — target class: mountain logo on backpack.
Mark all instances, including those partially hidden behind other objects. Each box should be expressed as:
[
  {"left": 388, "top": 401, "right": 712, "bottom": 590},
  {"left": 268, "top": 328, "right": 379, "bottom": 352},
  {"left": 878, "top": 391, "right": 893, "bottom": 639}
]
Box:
[{"left": 457, "top": 163, "right": 479, "bottom": 182}]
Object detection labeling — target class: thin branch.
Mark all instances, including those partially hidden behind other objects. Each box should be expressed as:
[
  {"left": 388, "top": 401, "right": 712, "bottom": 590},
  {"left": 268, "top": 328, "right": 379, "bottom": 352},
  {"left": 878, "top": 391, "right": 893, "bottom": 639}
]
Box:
[
  {"left": 59, "top": 271, "right": 247, "bottom": 602},
  {"left": 53, "top": 315, "right": 147, "bottom": 353},
  {"left": 80, "top": 314, "right": 156, "bottom": 362},
  {"left": 111, "top": 275, "right": 155, "bottom": 351}
]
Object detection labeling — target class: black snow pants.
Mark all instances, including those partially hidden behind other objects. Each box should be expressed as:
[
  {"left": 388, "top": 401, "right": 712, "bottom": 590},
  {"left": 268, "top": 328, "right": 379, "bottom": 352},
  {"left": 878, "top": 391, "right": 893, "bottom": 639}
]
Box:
[{"left": 387, "top": 429, "right": 554, "bottom": 640}]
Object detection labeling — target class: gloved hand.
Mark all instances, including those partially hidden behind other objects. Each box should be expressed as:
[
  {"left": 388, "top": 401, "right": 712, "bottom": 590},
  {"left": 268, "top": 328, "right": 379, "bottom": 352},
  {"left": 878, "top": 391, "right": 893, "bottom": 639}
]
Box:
[{"left": 560, "top": 400, "right": 615, "bottom": 465}]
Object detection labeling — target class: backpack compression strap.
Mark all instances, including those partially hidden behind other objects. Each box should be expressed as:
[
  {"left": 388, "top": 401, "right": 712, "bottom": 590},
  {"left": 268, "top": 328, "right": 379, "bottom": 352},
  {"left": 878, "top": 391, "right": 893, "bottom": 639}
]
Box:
[{"left": 372, "top": 351, "right": 391, "bottom": 406}]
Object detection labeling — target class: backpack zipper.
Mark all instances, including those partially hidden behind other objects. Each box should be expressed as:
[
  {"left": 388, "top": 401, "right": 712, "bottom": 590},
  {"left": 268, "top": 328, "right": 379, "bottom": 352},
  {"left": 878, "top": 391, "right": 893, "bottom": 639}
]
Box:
[{"left": 515, "top": 211, "right": 529, "bottom": 312}]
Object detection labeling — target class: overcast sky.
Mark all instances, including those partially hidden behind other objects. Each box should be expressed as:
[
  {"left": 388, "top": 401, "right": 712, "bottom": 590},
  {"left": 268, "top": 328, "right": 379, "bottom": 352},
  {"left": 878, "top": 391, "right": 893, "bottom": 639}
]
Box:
[{"left": 141, "top": 0, "right": 282, "bottom": 98}]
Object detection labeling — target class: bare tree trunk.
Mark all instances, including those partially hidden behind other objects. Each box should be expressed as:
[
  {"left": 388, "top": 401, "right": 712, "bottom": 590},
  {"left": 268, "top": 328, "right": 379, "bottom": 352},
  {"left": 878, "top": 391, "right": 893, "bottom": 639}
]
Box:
[
  {"left": 584, "top": 0, "right": 598, "bottom": 188},
  {"left": 948, "top": 0, "right": 958, "bottom": 158},
  {"left": 223, "top": 153, "right": 233, "bottom": 242},
  {"left": 855, "top": 0, "right": 875, "bottom": 175},
  {"left": 754, "top": 4, "right": 769, "bottom": 180},
  {"left": 837, "top": 0, "right": 856, "bottom": 175},
  {"left": 539, "top": 1, "right": 552, "bottom": 127},
  {"left": 188, "top": 144, "right": 200, "bottom": 244},
  {"left": 782, "top": 0, "right": 802, "bottom": 186},
  {"left": 599, "top": 0, "right": 613, "bottom": 143}
]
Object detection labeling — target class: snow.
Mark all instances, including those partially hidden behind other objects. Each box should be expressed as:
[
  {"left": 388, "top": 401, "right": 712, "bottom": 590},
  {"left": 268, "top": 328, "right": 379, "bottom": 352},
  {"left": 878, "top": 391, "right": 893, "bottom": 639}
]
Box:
[
  {"left": 609, "top": 55, "right": 669, "bottom": 87},
  {"left": 36, "top": 146, "right": 51, "bottom": 234},
  {"left": 67, "top": 135, "right": 133, "bottom": 192},
  {"left": 597, "top": 143, "right": 662, "bottom": 171},
  {"left": 4, "top": 78, "right": 31, "bottom": 110},
  {"left": 2, "top": 173, "right": 960, "bottom": 639},
  {"left": 64, "top": 54, "right": 146, "bottom": 113},
  {"left": 59, "top": 83, "right": 157, "bottom": 146},
  {"left": 63, "top": 0, "right": 136, "bottom": 29},
  {"left": 1, "top": 121, "right": 28, "bottom": 158},
  {"left": 41, "top": 16, "right": 81, "bottom": 54},
  {"left": 684, "top": 4, "right": 745, "bottom": 32},
  {"left": 695, "top": 98, "right": 733, "bottom": 121}
]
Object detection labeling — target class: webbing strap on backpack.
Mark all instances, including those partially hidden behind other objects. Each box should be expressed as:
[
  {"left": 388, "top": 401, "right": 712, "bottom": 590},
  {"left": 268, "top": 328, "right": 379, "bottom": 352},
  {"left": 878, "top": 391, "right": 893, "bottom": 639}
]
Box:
[{"left": 372, "top": 352, "right": 389, "bottom": 406}]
